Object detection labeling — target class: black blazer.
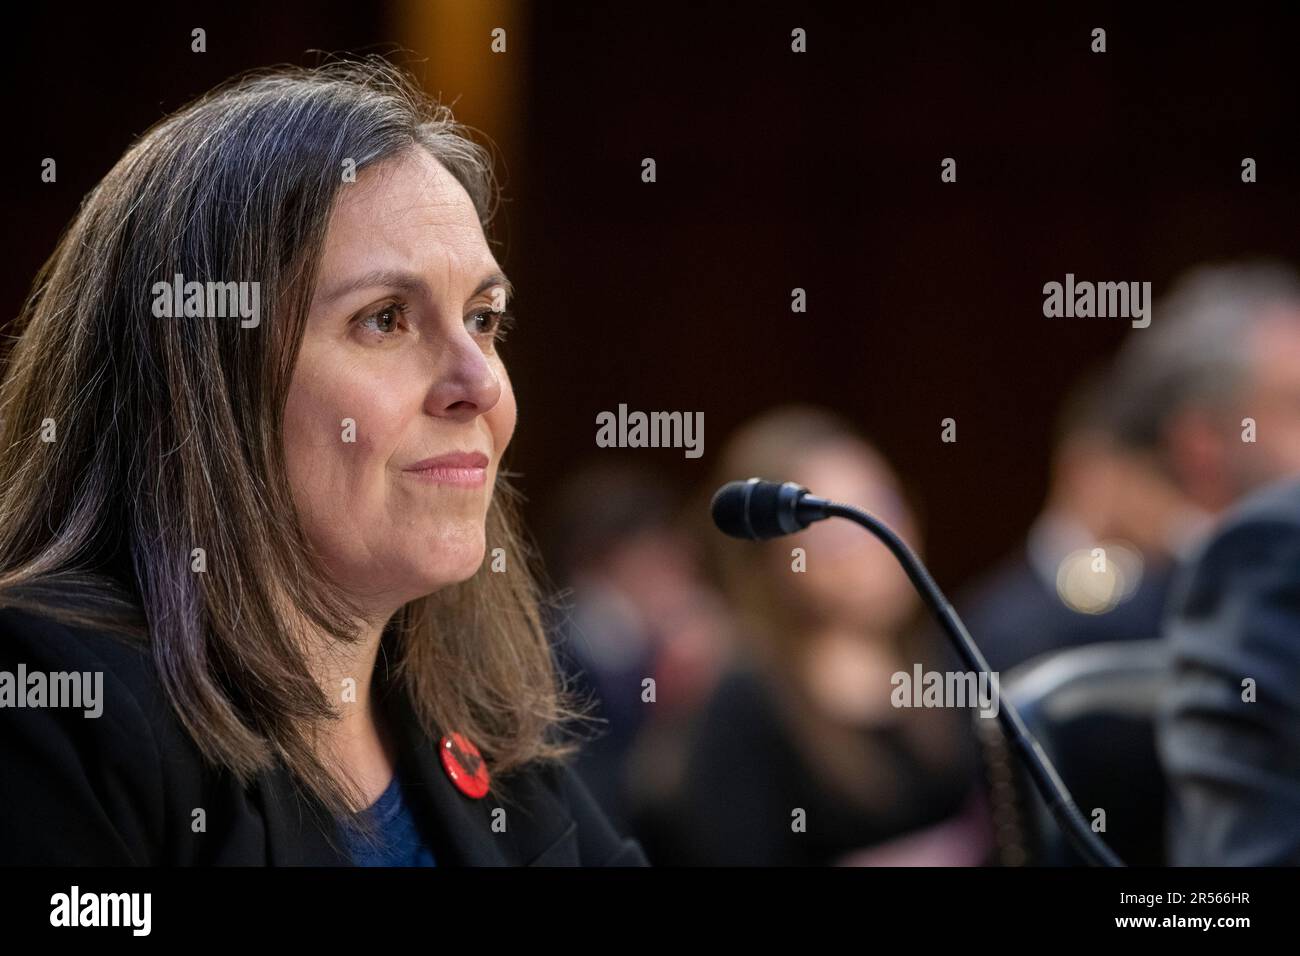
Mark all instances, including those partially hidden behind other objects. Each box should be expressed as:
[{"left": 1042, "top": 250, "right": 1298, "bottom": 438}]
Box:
[
  {"left": 1155, "top": 476, "right": 1300, "bottom": 865},
  {"left": 0, "top": 604, "right": 649, "bottom": 866}
]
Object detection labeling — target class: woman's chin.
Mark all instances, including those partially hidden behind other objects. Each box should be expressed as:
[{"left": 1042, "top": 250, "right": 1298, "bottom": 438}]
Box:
[{"left": 409, "top": 543, "right": 488, "bottom": 593}]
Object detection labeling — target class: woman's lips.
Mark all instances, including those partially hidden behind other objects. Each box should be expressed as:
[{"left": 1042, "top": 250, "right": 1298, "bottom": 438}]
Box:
[{"left": 403, "top": 451, "right": 490, "bottom": 487}]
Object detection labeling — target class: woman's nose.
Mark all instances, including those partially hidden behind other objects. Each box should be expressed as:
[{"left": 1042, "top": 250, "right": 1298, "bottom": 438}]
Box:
[{"left": 422, "top": 332, "right": 502, "bottom": 419}]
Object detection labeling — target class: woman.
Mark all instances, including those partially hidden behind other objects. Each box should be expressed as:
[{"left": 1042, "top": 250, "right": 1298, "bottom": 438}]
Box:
[
  {"left": 0, "top": 59, "right": 647, "bottom": 866},
  {"left": 650, "top": 405, "right": 994, "bottom": 865}
]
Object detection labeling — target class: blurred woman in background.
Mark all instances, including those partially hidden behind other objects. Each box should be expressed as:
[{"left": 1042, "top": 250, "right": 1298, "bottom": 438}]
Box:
[{"left": 652, "top": 405, "right": 993, "bottom": 865}]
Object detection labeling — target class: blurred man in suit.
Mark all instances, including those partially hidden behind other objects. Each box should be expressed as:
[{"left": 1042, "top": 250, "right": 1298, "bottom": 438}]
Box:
[
  {"left": 958, "top": 371, "right": 1199, "bottom": 673},
  {"left": 962, "top": 260, "right": 1300, "bottom": 678},
  {"left": 1156, "top": 476, "right": 1300, "bottom": 864},
  {"left": 1129, "top": 261, "right": 1300, "bottom": 864}
]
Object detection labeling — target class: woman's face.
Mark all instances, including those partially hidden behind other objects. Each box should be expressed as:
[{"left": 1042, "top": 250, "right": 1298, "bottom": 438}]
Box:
[{"left": 284, "top": 148, "right": 517, "bottom": 617}]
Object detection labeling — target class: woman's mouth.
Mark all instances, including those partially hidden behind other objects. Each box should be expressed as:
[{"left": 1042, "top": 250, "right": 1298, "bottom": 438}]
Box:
[{"left": 403, "top": 450, "right": 490, "bottom": 487}]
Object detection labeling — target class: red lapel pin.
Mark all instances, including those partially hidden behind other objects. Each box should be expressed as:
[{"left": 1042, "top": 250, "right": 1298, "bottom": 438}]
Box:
[{"left": 439, "top": 732, "right": 490, "bottom": 798}]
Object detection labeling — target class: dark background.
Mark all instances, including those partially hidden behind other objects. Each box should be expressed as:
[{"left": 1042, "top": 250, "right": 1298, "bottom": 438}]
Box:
[{"left": 6, "top": 1, "right": 1298, "bottom": 590}]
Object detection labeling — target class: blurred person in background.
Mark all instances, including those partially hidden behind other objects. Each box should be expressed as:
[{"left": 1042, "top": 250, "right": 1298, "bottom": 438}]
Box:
[
  {"left": 1157, "top": 475, "right": 1300, "bottom": 865},
  {"left": 957, "top": 371, "right": 1199, "bottom": 673},
  {"left": 641, "top": 405, "right": 993, "bottom": 866},
  {"left": 961, "top": 259, "right": 1300, "bottom": 674},
  {"left": 543, "top": 463, "right": 735, "bottom": 842},
  {"left": 1149, "top": 261, "right": 1300, "bottom": 864},
  {"left": 1106, "top": 260, "right": 1300, "bottom": 514}
]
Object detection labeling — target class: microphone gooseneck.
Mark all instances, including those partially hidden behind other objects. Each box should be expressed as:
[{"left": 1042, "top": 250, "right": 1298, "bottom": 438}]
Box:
[{"left": 710, "top": 476, "right": 1125, "bottom": 868}]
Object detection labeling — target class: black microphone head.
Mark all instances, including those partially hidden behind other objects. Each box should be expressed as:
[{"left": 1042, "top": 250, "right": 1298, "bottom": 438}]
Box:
[{"left": 711, "top": 478, "right": 816, "bottom": 540}]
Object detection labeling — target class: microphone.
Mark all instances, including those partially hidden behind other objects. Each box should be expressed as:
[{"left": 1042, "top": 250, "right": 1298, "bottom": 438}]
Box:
[
  {"left": 710, "top": 476, "right": 1125, "bottom": 868},
  {"left": 710, "top": 478, "right": 831, "bottom": 540}
]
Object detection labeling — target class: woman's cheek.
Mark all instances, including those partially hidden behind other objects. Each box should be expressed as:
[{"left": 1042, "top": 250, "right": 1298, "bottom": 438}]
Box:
[
  {"left": 282, "top": 409, "right": 343, "bottom": 524},
  {"left": 284, "top": 373, "right": 383, "bottom": 511},
  {"left": 490, "top": 360, "right": 518, "bottom": 454}
]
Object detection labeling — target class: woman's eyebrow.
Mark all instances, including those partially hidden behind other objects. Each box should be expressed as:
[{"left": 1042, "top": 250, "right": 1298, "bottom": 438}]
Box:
[
  {"left": 317, "top": 269, "right": 514, "bottom": 305},
  {"left": 474, "top": 272, "right": 515, "bottom": 303}
]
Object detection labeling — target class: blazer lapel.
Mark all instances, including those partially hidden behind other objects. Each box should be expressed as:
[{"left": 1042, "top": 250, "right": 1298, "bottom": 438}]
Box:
[
  {"left": 253, "top": 653, "right": 582, "bottom": 866},
  {"left": 256, "top": 765, "right": 352, "bottom": 866},
  {"left": 377, "top": 664, "right": 579, "bottom": 866}
]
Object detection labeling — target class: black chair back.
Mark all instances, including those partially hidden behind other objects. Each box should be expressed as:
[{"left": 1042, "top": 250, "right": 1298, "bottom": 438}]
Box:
[{"left": 982, "top": 639, "right": 1170, "bottom": 865}]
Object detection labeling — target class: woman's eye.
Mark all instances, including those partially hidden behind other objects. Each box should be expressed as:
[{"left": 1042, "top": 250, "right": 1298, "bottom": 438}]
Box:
[
  {"left": 468, "top": 308, "right": 516, "bottom": 342},
  {"left": 356, "top": 302, "right": 409, "bottom": 337}
]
